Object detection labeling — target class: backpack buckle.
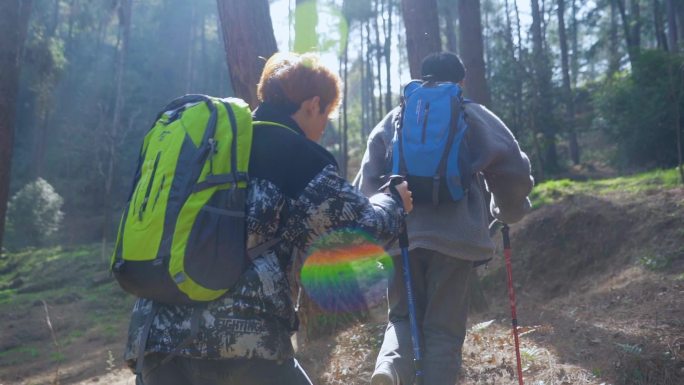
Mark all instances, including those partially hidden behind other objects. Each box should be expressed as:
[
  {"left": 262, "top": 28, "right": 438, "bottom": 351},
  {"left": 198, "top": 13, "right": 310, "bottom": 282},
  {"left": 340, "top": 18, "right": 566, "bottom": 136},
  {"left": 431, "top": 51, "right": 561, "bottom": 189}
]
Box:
[{"left": 112, "top": 260, "right": 125, "bottom": 273}]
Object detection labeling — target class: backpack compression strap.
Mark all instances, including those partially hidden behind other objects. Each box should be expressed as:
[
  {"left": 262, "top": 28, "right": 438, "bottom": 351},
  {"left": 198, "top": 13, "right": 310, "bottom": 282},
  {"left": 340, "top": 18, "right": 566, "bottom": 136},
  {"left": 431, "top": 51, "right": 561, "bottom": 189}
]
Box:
[{"left": 433, "top": 96, "right": 463, "bottom": 205}]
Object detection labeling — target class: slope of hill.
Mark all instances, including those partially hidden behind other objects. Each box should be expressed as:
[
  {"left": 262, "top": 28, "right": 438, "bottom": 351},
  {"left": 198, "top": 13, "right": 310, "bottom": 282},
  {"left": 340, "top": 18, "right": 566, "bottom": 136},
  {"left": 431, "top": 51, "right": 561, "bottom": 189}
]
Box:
[{"left": 0, "top": 169, "right": 682, "bottom": 385}]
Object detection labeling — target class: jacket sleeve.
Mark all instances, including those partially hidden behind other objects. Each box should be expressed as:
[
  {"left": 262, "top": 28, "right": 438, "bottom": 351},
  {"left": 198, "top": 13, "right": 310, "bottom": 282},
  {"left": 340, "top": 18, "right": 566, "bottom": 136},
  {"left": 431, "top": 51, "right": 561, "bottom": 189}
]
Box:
[
  {"left": 282, "top": 164, "right": 405, "bottom": 252},
  {"left": 466, "top": 104, "right": 534, "bottom": 224},
  {"left": 353, "top": 109, "right": 398, "bottom": 196}
]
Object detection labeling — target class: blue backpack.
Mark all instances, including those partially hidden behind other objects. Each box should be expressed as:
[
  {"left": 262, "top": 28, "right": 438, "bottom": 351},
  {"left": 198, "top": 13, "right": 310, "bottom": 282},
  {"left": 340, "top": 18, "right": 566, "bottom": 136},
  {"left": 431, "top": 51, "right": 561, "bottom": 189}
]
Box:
[{"left": 392, "top": 80, "right": 471, "bottom": 205}]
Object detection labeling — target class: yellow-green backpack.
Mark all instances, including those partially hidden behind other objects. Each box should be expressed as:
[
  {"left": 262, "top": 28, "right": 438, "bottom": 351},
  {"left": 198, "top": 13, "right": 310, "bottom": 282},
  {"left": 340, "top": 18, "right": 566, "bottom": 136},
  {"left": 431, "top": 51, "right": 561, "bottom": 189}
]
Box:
[{"left": 110, "top": 94, "right": 254, "bottom": 304}]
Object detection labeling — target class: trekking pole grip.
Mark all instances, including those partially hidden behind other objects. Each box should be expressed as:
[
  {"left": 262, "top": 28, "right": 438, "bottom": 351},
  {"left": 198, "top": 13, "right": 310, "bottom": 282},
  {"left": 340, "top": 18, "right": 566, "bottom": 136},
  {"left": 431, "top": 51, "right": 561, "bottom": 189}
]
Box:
[
  {"left": 382, "top": 175, "right": 409, "bottom": 248},
  {"left": 501, "top": 223, "right": 511, "bottom": 249}
]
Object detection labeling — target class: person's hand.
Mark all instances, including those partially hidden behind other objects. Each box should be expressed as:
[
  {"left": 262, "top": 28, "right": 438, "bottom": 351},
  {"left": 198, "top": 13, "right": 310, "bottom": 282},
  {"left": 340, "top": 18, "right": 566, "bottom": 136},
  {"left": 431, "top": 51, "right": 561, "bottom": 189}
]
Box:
[{"left": 385, "top": 181, "right": 413, "bottom": 213}]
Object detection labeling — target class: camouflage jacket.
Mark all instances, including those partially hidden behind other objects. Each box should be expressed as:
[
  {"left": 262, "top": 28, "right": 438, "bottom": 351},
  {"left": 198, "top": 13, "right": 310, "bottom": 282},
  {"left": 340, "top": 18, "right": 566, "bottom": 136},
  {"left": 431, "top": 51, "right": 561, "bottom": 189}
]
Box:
[{"left": 124, "top": 103, "right": 405, "bottom": 366}]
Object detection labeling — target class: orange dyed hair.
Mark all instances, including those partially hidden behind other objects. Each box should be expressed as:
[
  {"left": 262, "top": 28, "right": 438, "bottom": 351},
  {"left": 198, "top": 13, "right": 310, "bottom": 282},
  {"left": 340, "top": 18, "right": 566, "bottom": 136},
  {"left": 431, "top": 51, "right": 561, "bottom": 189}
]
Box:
[{"left": 257, "top": 52, "right": 341, "bottom": 114}]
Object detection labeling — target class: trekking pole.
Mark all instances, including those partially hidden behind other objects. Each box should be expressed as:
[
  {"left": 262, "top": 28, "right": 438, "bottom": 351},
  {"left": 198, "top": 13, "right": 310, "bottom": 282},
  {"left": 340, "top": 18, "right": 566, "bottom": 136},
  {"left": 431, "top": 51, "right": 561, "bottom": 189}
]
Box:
[
  {"left": 501, "top": 223, "right": 525, "bottom": 385},
  {"left": 385, "top": 176, "right": 423, "bottom": 385}
]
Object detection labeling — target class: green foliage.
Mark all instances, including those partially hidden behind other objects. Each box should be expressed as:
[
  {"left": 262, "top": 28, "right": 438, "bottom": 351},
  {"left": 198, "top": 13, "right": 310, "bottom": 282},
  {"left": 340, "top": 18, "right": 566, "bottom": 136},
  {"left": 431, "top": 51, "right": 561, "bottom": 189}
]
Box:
[
  {"left": 594, "top": 50, "right": 684, "bottom": 169},
  {"left": 5, "top": 178, "right": 64, "bottom": 250}
]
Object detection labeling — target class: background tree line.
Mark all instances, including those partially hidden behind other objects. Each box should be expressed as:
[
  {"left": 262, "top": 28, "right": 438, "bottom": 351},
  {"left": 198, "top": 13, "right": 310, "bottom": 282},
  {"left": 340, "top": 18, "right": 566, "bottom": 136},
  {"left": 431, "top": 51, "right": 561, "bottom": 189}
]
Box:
[{"left": 0, "top": 0, "right": 683, "bottom": 254}]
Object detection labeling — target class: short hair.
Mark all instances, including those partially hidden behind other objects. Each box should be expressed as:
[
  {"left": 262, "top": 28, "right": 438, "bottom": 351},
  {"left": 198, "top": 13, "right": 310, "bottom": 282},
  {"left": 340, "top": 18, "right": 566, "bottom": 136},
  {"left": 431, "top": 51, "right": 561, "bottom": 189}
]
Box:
[
  {"left": 420, "top": 52, "right": 466, "bottom": 83},
  {"left": 257, "top": 52, "right": 342, "bottom": 115}
]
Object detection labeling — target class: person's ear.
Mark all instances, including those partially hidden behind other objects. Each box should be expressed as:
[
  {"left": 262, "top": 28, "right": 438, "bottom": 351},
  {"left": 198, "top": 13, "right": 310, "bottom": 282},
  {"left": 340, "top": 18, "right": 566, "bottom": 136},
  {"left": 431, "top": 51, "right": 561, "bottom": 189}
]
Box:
[{"left": 306, "top": 96, "right": 321, "bottom": 116}]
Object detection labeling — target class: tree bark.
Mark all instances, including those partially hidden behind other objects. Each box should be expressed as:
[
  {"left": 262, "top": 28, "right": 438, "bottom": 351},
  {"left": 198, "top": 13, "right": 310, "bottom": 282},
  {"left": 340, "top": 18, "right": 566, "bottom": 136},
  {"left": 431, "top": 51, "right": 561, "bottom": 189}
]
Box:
[
  {"left": 217, "top": 0, "right": 278, "bottom": 108},
  {"left": 101, "top": 0, "right": 132, "bottom": 259},
  {"left": 366, "top": 21, "right": 377, "bottom": 132},
  {"left": 667, "top": 0, "right": 679, "bottom": 52},
  {"left": 374, "top": 0, "right": 384, "bottom": 118},
  {"left": 614, "top": 0, "right": 641, "bottom": 68},
  {"left": 443, "top": 1, "right": 458, "bottom": 54},
  {"left": 0, "top": 0, "right": 32, "bottom": 252},
  {"left": 571, "top": 0, "right": 579, "bottom": 87},
  {"left": 458, "top": 0, "right": 491, "bottom": 106},
  {"left": 609, "top": 0, "right": 621, "bottom": 75},
  {"left": 31, "top": 2, "right": 60, "bottom": 179},
  {"left": 186, "top": 1, "right": 197, "bottom": 93},
  {"left": 401, "top": 0, "right": 441, "bottom": 79},
  {"left": 383, "top": 0, "right": 394, "bottom": 113},
  {"left": 531, "top": 0, "right": 558, "bottom": 174},
  {"left": 503, "top": 0, "right": 522, "bottom": 137},
  {"left": 653, "top": 0, "right": 668, "bottom": 50},
  {"left": 631, "top": 0, "right": 641, "bottom": 49},
  {"left": 678, "top": 1, "right": 684, "bottom": 42},
  {"left": 342, "top": 30, "right": 349, "bottom": 178},
  {"left": 557, "top": 0, "right": 579, "bottom": 165}
]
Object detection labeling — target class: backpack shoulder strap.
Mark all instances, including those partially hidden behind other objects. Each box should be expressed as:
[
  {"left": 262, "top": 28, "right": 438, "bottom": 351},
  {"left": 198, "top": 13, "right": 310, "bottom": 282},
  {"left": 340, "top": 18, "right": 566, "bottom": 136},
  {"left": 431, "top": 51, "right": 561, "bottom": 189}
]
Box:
[
  {"left": 395, "top": 101, "right": 408, "bottom": 175},
  {"left": 253, "top": 120, "right": 298, "bottom": 135}
]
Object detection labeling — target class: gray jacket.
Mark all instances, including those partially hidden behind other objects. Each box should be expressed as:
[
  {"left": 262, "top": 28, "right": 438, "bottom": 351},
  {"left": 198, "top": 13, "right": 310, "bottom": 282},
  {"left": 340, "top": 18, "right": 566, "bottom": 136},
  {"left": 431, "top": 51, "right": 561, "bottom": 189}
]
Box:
[{"left": 354, "top": 103, "right": 534, "bottom": 261}]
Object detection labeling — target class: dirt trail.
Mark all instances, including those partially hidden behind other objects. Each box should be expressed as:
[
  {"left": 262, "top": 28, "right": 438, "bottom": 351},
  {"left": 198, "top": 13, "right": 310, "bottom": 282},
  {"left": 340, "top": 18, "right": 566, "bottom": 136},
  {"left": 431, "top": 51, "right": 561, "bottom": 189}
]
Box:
[{"left": 1, "top": 188, "right": 682, "bottom": 385}]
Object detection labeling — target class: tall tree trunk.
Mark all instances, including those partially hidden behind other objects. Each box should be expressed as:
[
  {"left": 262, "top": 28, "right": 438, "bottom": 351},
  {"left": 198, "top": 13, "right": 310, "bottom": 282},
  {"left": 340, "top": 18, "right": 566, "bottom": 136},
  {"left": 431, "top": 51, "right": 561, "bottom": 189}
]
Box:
[
  {"left": 443, "top": 2, "right": 458, "bottom": 53},
  {"left": 504, "top": 0, "right": 522, "bottom": 136},
  {"left": 374, "top": 0, "right": 384, "bottom": 118},
  {"left": 570, "top": 0, "right": 576, "bottom": 89},
  {"left": 0, "top": 0, "right": 32, "bottom": 252},
  {"left": 667, "top": 0, "right": 679, "bottom": 52},
  {"left": 631, "top": 0, "right": 641, "bottom": 49},
  {"left": 102, "top": 0, "right": 132, "bottom": 258},
  {"left": 613, "top": 0, "right": 641, "bottom": 68},
  {"left": 514, "top": 0, "right": 524, "bottom": 62},
  {"left": 366, "top": 21, "right": 377, "bottom": 132},
  {"left": 531, "top": 0, "right": 558, "bottom": 174},
  {"left": 653, "top": 0, "right": 668, "bottom": 50},
  {"left": 668, "top": 58, "right": 684, "bottom": 183},
  {"left": 401, "top": 0, "right": 441, "bottom": 79},
  {"left": 383, "top": 0, "right": 394, "bottom": 113},
  {"left": 678, "top": 2, "right": 684, "bottom": 42},
  {"left": 609, "top": 0, "right": 621, "bottom": 75},
  {"left": 361, "top": 23, "right": 369, "bottom": 134},
  {"left": 557, "top": 0, "right": 579, "bottom": 165},
  {"left": 217, "top": 0, "right": 278, "bottom": 108},
  {"left": 342, "top": 32, "right": 349, "bottom": 178},
  {"left": 458, "top": 0, "right": 491, "bottom": 106},
  {"left": 200, "top": 11, "right": 209, "bottom": 91},
  {"left": 294, "top": 0, "right": 317, "bottom": 53},
  {"left": 186, "top": 1, "right": 197, "bottom": 93},
  {"left": 30, "top": 0, "right": 64, "bottom": 180}
]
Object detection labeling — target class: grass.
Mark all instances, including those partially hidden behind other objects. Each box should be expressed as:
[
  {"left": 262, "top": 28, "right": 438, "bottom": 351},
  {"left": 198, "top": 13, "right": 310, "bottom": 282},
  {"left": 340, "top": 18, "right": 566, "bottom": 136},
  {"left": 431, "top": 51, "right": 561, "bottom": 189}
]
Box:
[
  {"left": 0, "top": 243, "right": 131, "bottom": 375},
  {"left": 531, "top": 167, "right": 682, "bottom": 208},
  {"left": 638, "top": 254, "right": 671, "bottom": 271},
  {"left": 0, "top": 346, "right": 40, "bottom": 359}
]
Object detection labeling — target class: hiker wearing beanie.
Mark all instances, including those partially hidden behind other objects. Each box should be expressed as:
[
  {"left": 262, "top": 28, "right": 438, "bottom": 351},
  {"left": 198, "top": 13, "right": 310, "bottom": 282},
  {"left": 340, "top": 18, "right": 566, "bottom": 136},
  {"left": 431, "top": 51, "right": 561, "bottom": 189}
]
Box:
[
  {"left": 355, "top": 51, "right": 534, "bottom": 385},
  {"left": 121, "top": 52, "right": 413, "bottom": 385}
]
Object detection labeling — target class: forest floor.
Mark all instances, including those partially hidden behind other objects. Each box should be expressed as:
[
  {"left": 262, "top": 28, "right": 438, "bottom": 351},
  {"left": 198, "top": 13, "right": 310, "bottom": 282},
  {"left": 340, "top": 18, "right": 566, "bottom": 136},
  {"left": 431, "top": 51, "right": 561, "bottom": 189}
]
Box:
[{"left": 1, "top": 170, "right": 683, "bottom": 385}]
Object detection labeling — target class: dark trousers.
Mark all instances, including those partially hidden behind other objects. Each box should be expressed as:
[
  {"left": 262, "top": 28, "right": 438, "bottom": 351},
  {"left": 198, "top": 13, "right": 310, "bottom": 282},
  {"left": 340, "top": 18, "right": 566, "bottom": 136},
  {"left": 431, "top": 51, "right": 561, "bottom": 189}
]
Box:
[
  {"left": 375, "top": 249, "right": 473, "bottom": 385},
  {"left": 139, "top": 353, "right": 313, "bottom": 385}
]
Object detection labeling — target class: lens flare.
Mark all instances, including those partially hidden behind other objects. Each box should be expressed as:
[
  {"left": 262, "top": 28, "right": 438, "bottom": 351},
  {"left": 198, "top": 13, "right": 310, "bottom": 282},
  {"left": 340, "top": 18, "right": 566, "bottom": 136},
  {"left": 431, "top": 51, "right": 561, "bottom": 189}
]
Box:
[{"left": 300, "top": 229, "right": 393, "bottom": 313}]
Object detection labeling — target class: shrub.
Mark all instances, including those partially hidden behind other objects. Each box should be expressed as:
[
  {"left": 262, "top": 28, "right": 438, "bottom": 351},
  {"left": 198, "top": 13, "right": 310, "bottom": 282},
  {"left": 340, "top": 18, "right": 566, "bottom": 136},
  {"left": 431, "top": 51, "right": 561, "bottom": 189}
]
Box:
[
  {"left": 5, "top": 178, "right": 64, "bottom": 250},
  {"left": 594, "top": 50, "right": 684, "bottom": 169}
]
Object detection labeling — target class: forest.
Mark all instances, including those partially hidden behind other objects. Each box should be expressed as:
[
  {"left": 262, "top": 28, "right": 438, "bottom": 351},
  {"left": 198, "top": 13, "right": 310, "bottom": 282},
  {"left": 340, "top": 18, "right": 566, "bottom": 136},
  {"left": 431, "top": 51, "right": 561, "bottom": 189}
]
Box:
[
  {"left": 0, "top": 0, "right": 683, "bottom": 251},
  {"left": 0, "top": 0, "right": 683, "bottom": 384}
]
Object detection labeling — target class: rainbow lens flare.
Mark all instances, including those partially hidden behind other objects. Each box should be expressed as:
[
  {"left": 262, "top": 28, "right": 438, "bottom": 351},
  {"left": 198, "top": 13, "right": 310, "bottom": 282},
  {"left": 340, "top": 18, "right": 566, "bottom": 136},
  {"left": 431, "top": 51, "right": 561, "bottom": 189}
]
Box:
[{"left": 300, "top": 229, "right": 394, "bottom": 313}]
